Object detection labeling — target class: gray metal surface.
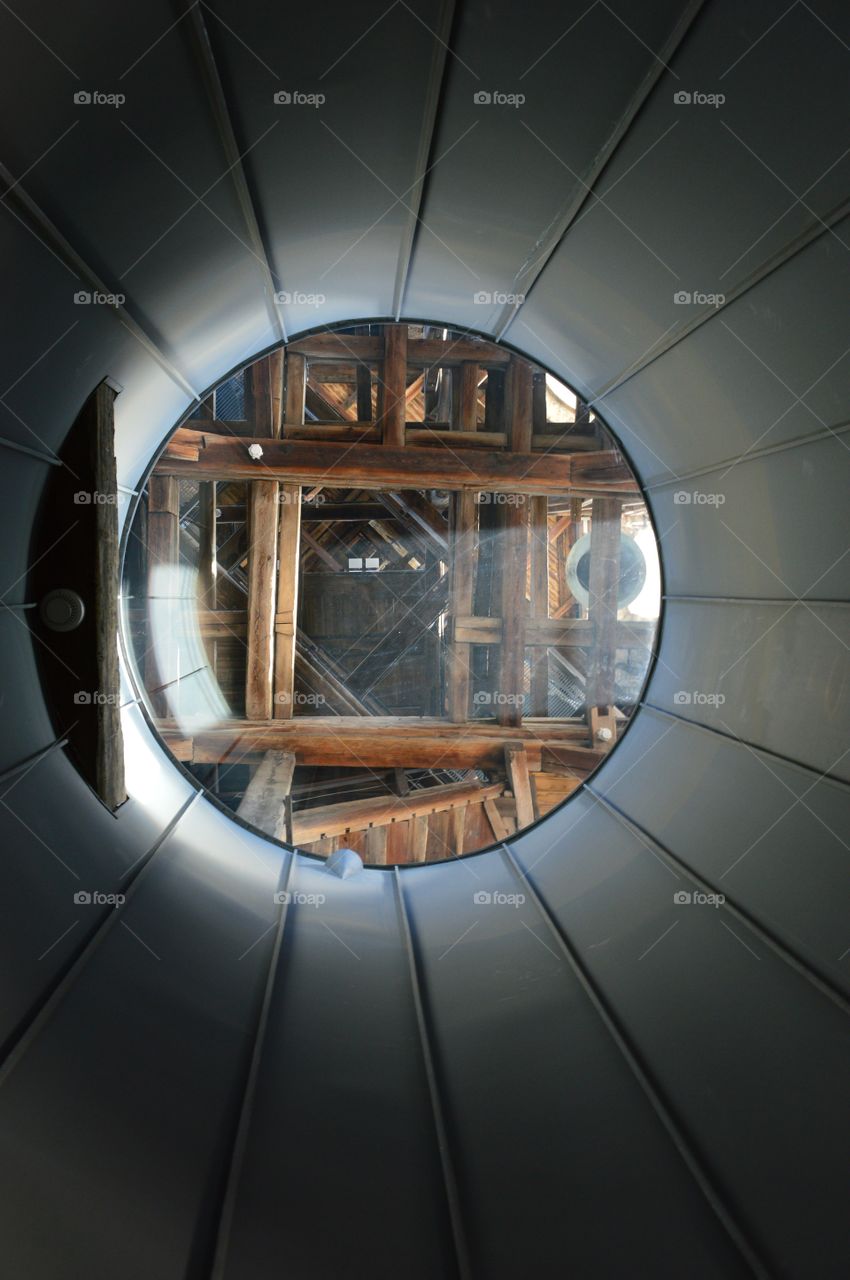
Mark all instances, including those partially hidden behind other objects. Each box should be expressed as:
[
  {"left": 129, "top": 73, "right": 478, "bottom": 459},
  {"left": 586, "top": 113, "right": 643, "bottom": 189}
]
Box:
[{"left": 0, "top": 1, "right": 848, "bottom": 1276}]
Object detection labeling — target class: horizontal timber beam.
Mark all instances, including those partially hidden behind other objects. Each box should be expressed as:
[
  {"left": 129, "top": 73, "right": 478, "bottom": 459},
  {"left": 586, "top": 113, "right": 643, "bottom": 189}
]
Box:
[
  {"left": 162, "top": 716, "right": 588, "bottom": 768},
  {"left": 453, "top": 616, "right": 655, "bottom": 647},
  {"left": 155, "top": 436, "right": 636, "bottom": 495},
  {"left": 288, "top": 334, "right": 512, "bottom": 366}
]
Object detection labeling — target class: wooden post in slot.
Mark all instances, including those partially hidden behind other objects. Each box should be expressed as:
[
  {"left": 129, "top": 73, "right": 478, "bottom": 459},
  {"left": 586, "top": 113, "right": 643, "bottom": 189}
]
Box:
[
  {"left": 586, "top": 497, "right": 622, "bottom": 739},
  {"left": 284, "top": 351, "right": 307, "bottom": 431},
  {"left": 532, "top": 369, "right": 547, "bottom": 434},
  {"left": 244, "top": 357, "right": 274, "bottom": 435},
  {"left": 356, "top": 364, "right": 372, "bottom": 421},
  {"left": 446, "top": 489, "right": 477, "bottom": 722},
  {"left": 496, "top": 496, "right": 529, "bottom": 727},
  {"left": 504, "top": 744, "right": 536, "bottom": 829},
  {"left": 269, "top": 348, "right": 285, "bottom": 436},
  {"left": 197, "top": 481, "right": 217, "bottom": 609},
  {"left": 146, "top": 474, "right": 180, "bottom": 717},
  {"left": 273, "top": 484, "right": 302, "bottom": 718},
  {"left": 91, "top": 382, "right": 126, "bottom": 809},
  {"left": 529, "top": 495, "right": 549, "bottom": 717},
  {"left": 378, "top": 324, "right": 407, "bottom": 447},
  {"left": 245, "top": 481, "right": 279, "bottom": 720},
  {"left": 507, "top": 357, "right": 534, "bottom": 453},
  {"left": 236, "top": 749, "right": 295, "bottom": 841},
  {"left": 459, "top": 363, "right": 479, "bottom": 431}
]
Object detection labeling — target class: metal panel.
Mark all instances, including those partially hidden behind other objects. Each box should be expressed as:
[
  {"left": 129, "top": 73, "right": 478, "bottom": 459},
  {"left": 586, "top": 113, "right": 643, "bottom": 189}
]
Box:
[
  {"left": 216, "top": 858, "right": 458, "bottom": 1280},
  {"left": 402, "top": 851, "right": 752, "bottom": 1278},
  {"left": 649, "top": 600, "right": 850, "bottom": 780},
  {"left": 511, "top": 796, "right": 850, "bottom": 1280},
  {"left": 592, "top": 706, "right": 850, "bottom": 996},
  {"left": 649, "top": 430, "right": 850, "bottom": 599},
  {"left": 0, "top": 797, "right": 283, "bottom": 1280}
]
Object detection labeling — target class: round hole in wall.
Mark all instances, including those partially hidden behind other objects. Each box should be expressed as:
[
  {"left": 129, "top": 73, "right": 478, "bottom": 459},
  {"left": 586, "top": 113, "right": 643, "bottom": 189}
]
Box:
[{"left": 121, "top": 322, "right": 661, "bottom": 863}]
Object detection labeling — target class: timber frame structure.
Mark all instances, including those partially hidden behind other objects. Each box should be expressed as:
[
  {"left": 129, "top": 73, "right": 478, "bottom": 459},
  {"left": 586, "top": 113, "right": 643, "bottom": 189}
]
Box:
[{"left": 126, "top": 324, "right": 657, "bottom": 863}]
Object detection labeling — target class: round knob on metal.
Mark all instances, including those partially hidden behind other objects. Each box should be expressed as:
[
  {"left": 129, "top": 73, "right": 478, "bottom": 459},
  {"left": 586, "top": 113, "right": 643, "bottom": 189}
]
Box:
[{"left": 40, "top": 588, "right": 85, "bottom": 632}]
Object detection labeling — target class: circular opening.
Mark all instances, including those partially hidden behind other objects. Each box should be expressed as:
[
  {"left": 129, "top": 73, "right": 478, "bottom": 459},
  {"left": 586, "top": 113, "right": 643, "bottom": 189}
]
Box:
[{"left": 122, "top": 323, "right": 661, "bottom": 863}]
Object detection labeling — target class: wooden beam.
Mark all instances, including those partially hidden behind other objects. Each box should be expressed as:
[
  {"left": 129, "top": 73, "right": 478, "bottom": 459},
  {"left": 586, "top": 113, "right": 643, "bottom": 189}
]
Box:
[
  {"left": 459, "top": 362, "right": 479, "bottom": 430},
  {"left": 449, "top": 804, "right": 467, "bottom": 855},
  {"left": 284, "top": 350, "right": 307, "bottom": 429},
  {"left": 91, "top": 382, "right": 126, "bottom": 809},
  {"left": 483, "top": 797, "right": 512, "bottom": 842},
  {"left": 155, "top": 435, "right": 636, "bottom": 495},
  {"left": 146, "top": 474, "right": 180, "bottom": 714},
  {"left": 507, "top": 357, "right": 534, "bottom": 453},
  {"left": 446, "top": 489, "right": 476, "bottom": 722},
  {"left": 378, "top": 324, "right": 408, "bottom": 447},
  {"left": 236, "top": 750, "right": 295, "bottom": 840},
  {"left": 529, "top": 495, "right": 549, "bottom": 716},
  {"left": 497, "top": 498, "right": 529, "bottom": 727},
  {"left": 288, "top": 334, "right": 512, "bottom": 367},
  {"left": 245, "top": 481, "right": 279, "bottom": 719},
  {"left": 273, "top": 483, "right": 302, "bottom": 718},
  {"left": 197, "top": 481, "right": 217, "bottom": 609},
  {"left": 453, "top": 616, "right": 653, "bottom": 648},
  {"left": 292, "top": 778, "right": 504, "bottom": 843},
  {"left": 162, "top": 716, "right": 588, "bottom": 769},
  {"left": 586, "top": 497, "right": 623, "bottom": 711},
  {"left": 244, "top": 357, "right": 274, "bottom": 435},
  {"left": 504, "top": 744, "right": 536, "bottom": 828},
  {"left": 301, "top": 528, "right": 344, "bottom": 571}
]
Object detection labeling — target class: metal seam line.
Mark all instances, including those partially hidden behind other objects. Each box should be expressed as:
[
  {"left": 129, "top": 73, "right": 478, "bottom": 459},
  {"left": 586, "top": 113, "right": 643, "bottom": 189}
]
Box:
[
  {"left": 495, "top": 0, "right": 710, "bottom": 341},
  {"left": 498, "top": 842, "right": 773, "bottom": 1280},
  {"left": 209, "top": 850, "right": 296, "bottom": 1280},
  {"left": 588, "top": 194, "right": 850, "bottom": 406},
  {"left": 640, "top": 701, "right": 850, "bottom": 793},
  {"left": 393, "top": 867, "right": 472, "bottom": 1280},
  {"left": 393, "top": 0, "right": 457, "bottom": 320},
  {"left": 0, "top": 790, "right": 202, "bottom": 1087},
  {"left": 185, "top": 2, "right": 286, "bottom": 344},
  {"left": 586, "top": 783, "right": 850, "bottom": 1014},
  {"left": 0, "top": 160, "right": 202, "bottom": 402},
  {"left": 0, "top": 435, "right": 63, "bottom": 465},
  {"left": 0, "top": 736, "right": 68, "bottom": 788},
  {"left": 643, "top": 420, "right": 850, "bottom": 492}
]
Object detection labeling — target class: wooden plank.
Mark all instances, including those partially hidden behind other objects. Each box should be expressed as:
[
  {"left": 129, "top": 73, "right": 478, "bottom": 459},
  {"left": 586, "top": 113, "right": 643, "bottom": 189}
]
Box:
[
  {"left": 406, "top": 429, "right": 505, "bottom": 448},
  {"left": 146, "top": 474, "right": 180, "bottom": 715},
  {"left": 163, "top": 716, "right": 588, "bottom": 768},
  {"left": 301, "top": 528, "right": 343, "bottom": 571},
  {"left": 504, "top": 744, "right": 535, "bottom": 829},
  {"left": 365, "top": 826, "right": 388, "bottom": 865},
  {"left": 236, "top": 749, "right": 295, "bottom": 840},
  {"left": 273, "top": 483, "right": 302, "bottom": 718},
  {"left": 449, "top": 804, "right": 467, "bottom": 855},
  {"left": 292, "top": 779, "right": 504, "bottom": 843},
  {"left": 245, "top": 481, "right": 279, "bottom": 719},
  {"left": 586, "top": 497, "right": 623, "bottom": 710},
  {"left": 483, "top": 797, "right": 511, "bottom": 842},
  {"left": 458, "top": 362, "right": 479, "bottom": 430},
  {"left": 453, "top": 616, "right": 654, "bottom": 648},
  {"left": 244, "top": 357, "right": 273, "bottom": 435},
  {"left": 410, "top": 814, "right": 429, "bottom": 863},
  {"left": 91, "top": 382, "right": 126, "bottom": 809},
  {"left": 497, "top": 498, "right": 529, "bottom": 727},
  {"left": 378, "top": 324, "right": 407, "bottom": 447},
  {"left": 529, "top": 495, "right": 549, "bottom": 717},
  {"left": 197, "top": 481, "right": 217, "bottom": 609},
  {"left": 507, "top": 357, "right": 534, "bottom": 453},
  {"left": 154, "top": 435, "right": 636, "bottom": 495},
  {"left": 284, "top": 350, "right": 307, "bottom": 428},
  {"left": 288, "top": 334, "right": 511, "bottom": 366},
  {"left": 446, "top": 489, "right": 476, "bottom": 722}
]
